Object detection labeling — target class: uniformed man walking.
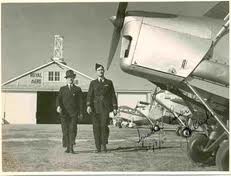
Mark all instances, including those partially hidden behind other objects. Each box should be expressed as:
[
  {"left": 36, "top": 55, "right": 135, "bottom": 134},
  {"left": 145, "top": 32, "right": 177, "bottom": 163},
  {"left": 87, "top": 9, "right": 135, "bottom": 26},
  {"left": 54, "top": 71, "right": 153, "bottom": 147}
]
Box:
[
  {"left": 56, "top": 70, "right": 83, "bottom": 154},
  {"left": 86, "top": 63, "right": 117, "bottom": 153}
]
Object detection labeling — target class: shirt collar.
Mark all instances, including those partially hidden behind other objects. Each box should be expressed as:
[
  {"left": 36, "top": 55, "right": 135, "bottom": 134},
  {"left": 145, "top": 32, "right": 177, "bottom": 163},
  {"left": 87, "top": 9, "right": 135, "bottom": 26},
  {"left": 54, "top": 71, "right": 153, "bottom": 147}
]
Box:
[
  {"left": 68, "top": 83, "right": 74, "bottom": 88},
  {"left": 98, "top": 77, "right": 105, "bottom": 82}
]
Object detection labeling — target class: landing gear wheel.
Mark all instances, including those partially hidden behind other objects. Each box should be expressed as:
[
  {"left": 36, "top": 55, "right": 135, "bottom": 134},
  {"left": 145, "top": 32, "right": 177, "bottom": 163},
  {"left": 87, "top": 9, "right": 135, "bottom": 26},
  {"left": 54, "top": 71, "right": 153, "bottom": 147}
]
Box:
[
  {"left": 181, "top": 127, "right": 192, "bottom": 138},
  {"left": 216, "top": 140, "right": 229, "bottom": 171},
  {"left": 153, "top": 125, "right": 160, "bottom": 132},
  {"left": 187, "top": 134, "right": 212, "bottom": 163}
]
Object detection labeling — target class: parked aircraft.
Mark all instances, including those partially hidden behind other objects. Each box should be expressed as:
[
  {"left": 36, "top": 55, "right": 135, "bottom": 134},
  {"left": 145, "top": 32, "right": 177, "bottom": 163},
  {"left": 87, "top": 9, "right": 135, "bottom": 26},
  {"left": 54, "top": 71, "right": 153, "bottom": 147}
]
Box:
[
  {"left": 107, "top": 2, "right": 229, "bottom": 171},
  {"left": 113, "top": 89, "right": 197, "bottom": 136},
  {"left": 113, "top": 105, "right": 149, "bottom": 126}
]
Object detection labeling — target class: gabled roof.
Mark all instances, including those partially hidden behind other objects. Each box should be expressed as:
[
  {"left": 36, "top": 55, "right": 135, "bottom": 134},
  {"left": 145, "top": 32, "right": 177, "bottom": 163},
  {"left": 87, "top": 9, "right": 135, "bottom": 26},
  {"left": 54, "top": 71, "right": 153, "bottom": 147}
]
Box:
[
  {"left": 2, "top": 61, "right": 54, "bottom": 86},
  {"left": 2, "top": 60, "right": 94, "bottom": 86},
  {"left": 2, "top": 60, "right": 94, "bottom": 92}
]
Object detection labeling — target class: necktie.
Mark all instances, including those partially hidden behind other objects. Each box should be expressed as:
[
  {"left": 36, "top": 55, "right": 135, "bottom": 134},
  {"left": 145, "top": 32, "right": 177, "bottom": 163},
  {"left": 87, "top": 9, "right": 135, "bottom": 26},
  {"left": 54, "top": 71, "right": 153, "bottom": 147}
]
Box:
[{"left": 69, "top": 84, "right": 73, "bottom": 91}]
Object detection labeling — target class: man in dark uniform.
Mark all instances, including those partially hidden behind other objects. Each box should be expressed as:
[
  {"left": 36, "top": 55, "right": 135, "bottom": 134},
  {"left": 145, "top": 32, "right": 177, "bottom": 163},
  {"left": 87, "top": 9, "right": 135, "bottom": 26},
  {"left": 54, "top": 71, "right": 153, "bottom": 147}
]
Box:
[
  {"left": 86, "top": 63, "right": 117, "bottom": 153},
  {"left": 56, "top": 70, "right": 83, "bottom": 154}
]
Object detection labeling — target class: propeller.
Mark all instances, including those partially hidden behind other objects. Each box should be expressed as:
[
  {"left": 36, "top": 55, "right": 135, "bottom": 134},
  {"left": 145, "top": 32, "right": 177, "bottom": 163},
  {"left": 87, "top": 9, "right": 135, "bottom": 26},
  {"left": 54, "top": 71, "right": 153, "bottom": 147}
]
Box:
[{"left": 107, "top": 2, "right": 128, "bottom": 70}]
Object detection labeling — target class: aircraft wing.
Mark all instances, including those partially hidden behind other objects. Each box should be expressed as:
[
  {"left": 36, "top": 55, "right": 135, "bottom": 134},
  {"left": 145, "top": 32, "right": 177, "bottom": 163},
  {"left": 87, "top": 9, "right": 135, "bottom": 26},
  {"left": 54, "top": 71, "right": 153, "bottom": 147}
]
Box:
[
  {"left": 115, "top": 106, "right": 149, "bottom": 124},
  {"left": 117, "top": 114, "right": 150, "bottom": 126},
  {"left": 203, "top": 1, "right": 229, "bottom": 19}
]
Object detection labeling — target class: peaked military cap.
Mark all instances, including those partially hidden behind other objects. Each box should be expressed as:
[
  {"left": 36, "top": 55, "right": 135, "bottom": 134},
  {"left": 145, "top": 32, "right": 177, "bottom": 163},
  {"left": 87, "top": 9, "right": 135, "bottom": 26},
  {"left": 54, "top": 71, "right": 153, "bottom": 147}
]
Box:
[{"left": 95, "top": 63, "right": 104, "bottom": 70}]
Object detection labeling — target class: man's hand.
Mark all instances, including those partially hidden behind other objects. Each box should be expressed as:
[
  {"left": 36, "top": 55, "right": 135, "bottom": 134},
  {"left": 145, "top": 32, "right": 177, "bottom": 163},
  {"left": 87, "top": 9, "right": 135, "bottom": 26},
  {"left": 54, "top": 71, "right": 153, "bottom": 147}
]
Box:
[
  {"left": 87, "top": 106, "right": 92, "bottom": 114},
  {"left": 57, "top": 106, "right": 62, "bottom": 114},
  {"left": 79, "top": 114, "right": 83, "bottom": 120},
  {"left": 113, "top": 109, "right": 117, "bottom": 116}
]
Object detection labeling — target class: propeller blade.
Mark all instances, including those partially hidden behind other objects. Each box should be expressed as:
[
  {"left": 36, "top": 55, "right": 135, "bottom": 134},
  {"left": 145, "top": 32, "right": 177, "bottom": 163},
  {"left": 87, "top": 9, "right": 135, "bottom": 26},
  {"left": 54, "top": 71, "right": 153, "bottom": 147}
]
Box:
[
  {"left": 107, "top": 28, "right": 121, "bottom": 70},
  {"left": 107, "top": 2, "right": 128, "bottom": 70},
  {"left": 116, "top": 2, "right": 128, "bottom": 19}
]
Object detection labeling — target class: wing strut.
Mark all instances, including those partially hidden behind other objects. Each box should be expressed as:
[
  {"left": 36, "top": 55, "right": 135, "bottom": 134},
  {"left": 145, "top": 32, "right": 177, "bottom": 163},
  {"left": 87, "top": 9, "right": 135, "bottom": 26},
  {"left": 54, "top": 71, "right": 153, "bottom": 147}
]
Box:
[
  {"left": 213, "top": 13, "right": 229, "bottom": 47},
  {"left": 184, "top": 81, "right": 229, "bottom": 135}
]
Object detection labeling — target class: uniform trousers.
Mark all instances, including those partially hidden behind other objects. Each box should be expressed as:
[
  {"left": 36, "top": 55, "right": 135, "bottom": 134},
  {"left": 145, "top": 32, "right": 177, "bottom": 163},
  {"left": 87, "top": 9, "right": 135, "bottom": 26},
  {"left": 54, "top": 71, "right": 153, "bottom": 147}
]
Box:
[
  {"left": 61, "top": 116, "right": 77, "bottom": 148},
  {"left": 92, "top": 112, "right": 110, "bottom": 151}
]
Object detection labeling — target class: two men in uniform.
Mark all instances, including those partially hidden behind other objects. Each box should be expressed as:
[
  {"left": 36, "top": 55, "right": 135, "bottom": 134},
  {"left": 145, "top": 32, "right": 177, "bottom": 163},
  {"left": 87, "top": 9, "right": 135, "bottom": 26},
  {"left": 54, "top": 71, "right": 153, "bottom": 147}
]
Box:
[{"left": 57, "top": 63, "right": 117, "bottom": 153}]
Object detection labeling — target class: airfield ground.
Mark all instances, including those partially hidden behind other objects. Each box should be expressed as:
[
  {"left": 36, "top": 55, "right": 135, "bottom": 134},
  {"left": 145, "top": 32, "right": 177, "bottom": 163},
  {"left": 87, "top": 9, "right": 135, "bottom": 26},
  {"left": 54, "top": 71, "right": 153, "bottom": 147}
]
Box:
[{"left": 2, "top": 124, "right": 217, "bottom": 172}]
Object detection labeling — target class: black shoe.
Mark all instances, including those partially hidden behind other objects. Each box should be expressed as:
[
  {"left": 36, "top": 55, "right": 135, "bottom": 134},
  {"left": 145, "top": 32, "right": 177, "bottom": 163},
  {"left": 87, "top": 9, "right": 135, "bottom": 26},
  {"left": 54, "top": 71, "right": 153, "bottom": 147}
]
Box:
[
  {"left": 71, "top": 149, "right": 77, "bottom": 154},
  {"left": 102, "top": 145, "right": 107, "bottom": 153},
  {"left": 102, "top": 149, "right": 107, "bottom": 153},
  {"left": 70, "top": 145, "right": 76, "bottom": 154},
  {"left": 65, "top": 149, "right": 70, "bottom": 153}
]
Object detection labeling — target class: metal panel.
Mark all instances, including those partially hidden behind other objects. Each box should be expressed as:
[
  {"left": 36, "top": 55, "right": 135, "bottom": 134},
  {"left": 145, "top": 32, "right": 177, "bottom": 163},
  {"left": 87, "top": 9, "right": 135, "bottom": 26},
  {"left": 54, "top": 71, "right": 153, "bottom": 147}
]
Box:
[
  {"left": 133, "top": 23, "right": 212, "bottom": 77},
  {"left": 121, "top": 16, "right": 143, "bottom": 66}
]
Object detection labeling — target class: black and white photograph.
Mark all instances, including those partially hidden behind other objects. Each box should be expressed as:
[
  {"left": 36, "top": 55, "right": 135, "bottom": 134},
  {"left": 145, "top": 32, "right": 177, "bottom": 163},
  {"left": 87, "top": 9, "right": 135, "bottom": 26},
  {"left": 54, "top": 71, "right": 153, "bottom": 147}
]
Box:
[{"left": 1, "top": 0, "right": 230, "bottom": 174}]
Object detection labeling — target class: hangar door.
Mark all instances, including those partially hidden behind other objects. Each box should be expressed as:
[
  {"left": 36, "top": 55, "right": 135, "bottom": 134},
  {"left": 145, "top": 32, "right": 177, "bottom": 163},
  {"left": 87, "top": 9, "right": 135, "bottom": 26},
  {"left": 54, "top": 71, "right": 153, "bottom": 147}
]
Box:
[
  {"left": 2, "top": 92, "right": 37, "bottom": 124},
  {"left": 36, "top": 91, "right": 92, "bottom": 124},
  {"left": 37, "top": 91, "right": 59, "bottom": 124},
  {"left": 117, "top": 93, "right": 147, "bottom": 108}
]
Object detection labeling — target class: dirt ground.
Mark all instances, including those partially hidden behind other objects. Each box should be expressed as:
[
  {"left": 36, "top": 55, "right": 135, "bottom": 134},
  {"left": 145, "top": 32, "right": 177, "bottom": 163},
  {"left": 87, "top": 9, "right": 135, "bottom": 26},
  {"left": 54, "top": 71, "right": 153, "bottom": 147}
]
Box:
[{"left": 2, "top": 124, "right": 217, "bottom": 172}]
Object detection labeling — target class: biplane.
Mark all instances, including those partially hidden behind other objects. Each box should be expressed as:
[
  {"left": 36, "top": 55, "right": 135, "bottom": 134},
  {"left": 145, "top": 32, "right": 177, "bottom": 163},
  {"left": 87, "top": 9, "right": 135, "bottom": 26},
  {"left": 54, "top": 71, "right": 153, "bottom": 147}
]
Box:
[{"left": 107, "top": 2, "right": 229, "bottom": 171}]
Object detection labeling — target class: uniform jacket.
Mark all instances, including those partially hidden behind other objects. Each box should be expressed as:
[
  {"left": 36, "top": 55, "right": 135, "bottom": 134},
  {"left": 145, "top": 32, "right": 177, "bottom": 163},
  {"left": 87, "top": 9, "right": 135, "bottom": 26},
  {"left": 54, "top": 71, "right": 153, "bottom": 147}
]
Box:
[
  {"left": 87, "top": 78, "right": 117, "bottom": 114},
  {"left": 56, "top": 84, "right": 83, "bottom": 118}
]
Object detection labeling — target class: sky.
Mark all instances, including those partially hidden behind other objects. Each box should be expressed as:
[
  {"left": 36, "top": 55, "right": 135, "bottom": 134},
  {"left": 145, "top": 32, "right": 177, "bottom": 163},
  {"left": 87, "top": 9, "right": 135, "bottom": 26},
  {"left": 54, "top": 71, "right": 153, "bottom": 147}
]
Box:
[{"left": 1, "top": 1, "right": 219, "bottom": 90}]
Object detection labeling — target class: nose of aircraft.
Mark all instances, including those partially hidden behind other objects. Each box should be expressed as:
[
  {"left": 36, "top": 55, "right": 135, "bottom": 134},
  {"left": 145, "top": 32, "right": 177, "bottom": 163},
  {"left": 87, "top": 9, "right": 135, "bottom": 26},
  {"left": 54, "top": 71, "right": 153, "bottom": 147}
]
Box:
[{"left": 107, "top": 2, "right": 128, "bottom": 70}]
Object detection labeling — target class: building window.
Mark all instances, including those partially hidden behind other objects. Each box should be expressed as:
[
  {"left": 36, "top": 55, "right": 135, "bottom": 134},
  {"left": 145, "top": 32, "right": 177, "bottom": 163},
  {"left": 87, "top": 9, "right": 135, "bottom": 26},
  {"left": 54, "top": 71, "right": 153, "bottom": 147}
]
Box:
[
  {"left": 55, "top": 72, "right": 60, "bottom": 81},
  {"left": 48, "top": 72, "right": 53, "bottom": 81},
  {"left": 48, "top": 71, "right": 60, "bottom": 81}
]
